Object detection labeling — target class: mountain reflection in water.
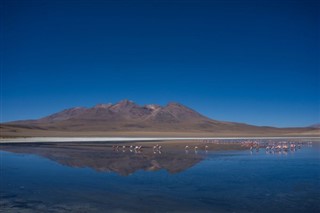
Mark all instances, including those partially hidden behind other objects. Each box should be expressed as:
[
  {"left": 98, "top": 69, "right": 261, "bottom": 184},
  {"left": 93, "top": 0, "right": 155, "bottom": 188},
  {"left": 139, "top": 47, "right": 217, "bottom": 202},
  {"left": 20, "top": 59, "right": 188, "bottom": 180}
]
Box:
[
  {"left": 1, "top": 140, "right": 319, "bottom": 213},
  {"left": 0, "top": 142, "right": 204, "bottom": 176}
]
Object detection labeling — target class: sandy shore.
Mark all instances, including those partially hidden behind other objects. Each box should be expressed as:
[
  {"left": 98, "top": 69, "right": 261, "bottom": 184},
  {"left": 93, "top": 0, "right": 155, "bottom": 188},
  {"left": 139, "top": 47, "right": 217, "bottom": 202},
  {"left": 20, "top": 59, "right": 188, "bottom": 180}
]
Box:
[{"left": 1, "top": 136, "right": 319, "bottom": 143}]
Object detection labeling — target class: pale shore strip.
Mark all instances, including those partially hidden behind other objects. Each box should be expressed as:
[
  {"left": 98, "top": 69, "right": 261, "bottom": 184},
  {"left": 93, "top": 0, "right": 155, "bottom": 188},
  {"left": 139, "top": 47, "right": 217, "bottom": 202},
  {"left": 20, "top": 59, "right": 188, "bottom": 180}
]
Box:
[{"left": 0, "top": 136, "right": 319, "bottom": 143}]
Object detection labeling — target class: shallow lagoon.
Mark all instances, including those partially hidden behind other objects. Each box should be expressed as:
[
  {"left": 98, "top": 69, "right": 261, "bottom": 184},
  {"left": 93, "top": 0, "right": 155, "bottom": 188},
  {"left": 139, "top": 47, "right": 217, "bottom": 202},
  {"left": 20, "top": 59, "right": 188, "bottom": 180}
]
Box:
[{"left": 1, "top": 140, "right": 319, "bottom": 213}]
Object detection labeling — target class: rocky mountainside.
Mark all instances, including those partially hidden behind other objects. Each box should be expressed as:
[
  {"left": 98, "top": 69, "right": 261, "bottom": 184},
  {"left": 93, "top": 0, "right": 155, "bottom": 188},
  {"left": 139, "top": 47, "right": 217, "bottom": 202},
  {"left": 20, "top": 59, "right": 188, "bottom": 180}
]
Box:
[
  {"left": 2, "top": 100, "right": 318, "bottom": 136},
  {"left": 36, "top": 99, "right": 208, "bottom": 123},
  {"left": 4, "top": 99, "right": 246, "bottom": 131}
]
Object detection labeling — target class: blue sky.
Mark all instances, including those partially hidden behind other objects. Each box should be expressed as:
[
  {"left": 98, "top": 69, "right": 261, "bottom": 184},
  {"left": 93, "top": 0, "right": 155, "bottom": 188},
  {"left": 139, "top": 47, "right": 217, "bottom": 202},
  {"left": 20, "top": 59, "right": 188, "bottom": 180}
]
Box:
[{"left": 1, "top": 0, "right": 319, "bottom": 127}]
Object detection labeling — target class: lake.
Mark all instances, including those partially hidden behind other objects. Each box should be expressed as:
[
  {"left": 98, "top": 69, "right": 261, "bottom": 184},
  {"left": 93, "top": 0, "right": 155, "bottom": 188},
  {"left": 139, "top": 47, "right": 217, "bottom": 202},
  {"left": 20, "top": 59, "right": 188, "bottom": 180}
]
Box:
[{"left": 0, "top": 140, "right": 319, "bottom": 213}]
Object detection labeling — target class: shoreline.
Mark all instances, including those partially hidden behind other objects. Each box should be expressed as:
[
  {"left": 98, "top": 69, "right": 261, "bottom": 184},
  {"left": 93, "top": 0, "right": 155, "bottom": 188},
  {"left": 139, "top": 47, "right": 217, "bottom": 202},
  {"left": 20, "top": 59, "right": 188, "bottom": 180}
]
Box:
[{"left": 1, "top": 136, "right": 319, "bottom": 143}]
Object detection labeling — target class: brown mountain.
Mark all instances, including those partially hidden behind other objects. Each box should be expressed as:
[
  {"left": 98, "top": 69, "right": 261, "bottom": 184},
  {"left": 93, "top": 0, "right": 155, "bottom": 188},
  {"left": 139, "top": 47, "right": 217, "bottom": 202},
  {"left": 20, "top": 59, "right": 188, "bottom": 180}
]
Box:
[
  {"left": 40, "top": 100, "right": 207, "bottom": 123},
  {"left": 1, "top": 100, "right": 319, "bottom": 137}
]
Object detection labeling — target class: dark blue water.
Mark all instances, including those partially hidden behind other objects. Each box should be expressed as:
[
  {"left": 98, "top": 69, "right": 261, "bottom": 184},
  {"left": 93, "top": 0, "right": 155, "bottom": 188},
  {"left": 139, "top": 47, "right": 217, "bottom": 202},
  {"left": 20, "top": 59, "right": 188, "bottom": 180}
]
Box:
[{"left": 1, "top": 142, "right": 319, "bottom": 213}]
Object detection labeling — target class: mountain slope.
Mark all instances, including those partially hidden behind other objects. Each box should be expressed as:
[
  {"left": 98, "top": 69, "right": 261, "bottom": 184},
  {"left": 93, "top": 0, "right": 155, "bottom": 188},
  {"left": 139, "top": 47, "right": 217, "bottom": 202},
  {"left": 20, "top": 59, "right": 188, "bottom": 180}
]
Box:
[
  {"left": 309, "top": 123, "right": 320, "bottom": 128},
  {"left": 20, "top": 99, "right": 214, "bottom": 126},
  {"left": 2, "top": 100, "right": 319, "bottom": 137}
]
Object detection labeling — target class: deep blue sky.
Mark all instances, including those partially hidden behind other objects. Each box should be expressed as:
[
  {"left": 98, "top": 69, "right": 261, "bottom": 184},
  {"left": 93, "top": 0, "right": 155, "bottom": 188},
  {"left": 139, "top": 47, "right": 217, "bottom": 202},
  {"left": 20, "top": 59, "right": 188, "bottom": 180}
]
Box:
[{"left": 1, "top": 0, "right": 319, "bottom": 127}]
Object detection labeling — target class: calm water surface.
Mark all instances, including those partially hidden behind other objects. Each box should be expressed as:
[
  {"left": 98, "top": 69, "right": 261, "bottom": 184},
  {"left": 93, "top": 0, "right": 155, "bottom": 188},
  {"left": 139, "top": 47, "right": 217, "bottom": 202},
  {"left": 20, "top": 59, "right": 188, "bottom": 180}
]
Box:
[{"left": 0, "top": 141, "right": 319, "bottom": 213}]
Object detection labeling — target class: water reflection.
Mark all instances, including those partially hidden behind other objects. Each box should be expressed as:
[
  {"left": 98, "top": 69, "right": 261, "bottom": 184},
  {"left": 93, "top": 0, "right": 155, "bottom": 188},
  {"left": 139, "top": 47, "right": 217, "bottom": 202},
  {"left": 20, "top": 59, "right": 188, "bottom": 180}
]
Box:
[
  {"left": 0, "top": 140, "right": 312, "bottom": 176},
  {"left": 0, "top": 140, "right": 319, "bottom": 213},
  {"left": 0, "top": 143, "right": 204, "bottom": 176}
]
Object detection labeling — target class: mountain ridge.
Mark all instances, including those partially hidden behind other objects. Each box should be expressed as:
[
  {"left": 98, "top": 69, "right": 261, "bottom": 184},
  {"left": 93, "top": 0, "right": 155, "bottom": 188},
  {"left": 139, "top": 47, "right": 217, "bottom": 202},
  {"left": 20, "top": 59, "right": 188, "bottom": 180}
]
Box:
[
  {"left": 1, "top": 100, "right": 319, "bottom": 137},
  {"left": 16, "top": 99, "right": 211, "bottom": 124}
]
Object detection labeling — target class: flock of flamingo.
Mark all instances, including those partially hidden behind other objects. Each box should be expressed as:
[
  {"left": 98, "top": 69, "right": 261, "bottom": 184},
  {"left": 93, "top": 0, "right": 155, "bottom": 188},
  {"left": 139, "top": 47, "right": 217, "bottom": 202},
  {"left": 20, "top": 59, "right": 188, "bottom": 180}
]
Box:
[
  {"left": 111, "top": 140, "right": 312, "bottom": 154},
  {"left": 112, "top": 142, "right": 215, "bottom": 154},
  {"left": 112, "top": 145, "right": 143, "bottom": 153},
  {"left": 242, "top": 140, "right": 313, "bottom": 154}
]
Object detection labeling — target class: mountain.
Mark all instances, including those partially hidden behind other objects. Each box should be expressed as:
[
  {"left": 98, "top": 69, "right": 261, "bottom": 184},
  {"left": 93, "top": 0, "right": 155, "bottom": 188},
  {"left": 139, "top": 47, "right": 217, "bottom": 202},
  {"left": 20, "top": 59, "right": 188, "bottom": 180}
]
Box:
[
  {"left": 1, "top": 100, "right": 319, "bottom": 137},
  {"left": 38, "top": 100, "right": 207, "bottom": 123},
  {"left": 309, "top": 123, "right": 320, "bottom": 128},
  {"left": 4, "top": 99, "right": 250, "bottom": 131}
]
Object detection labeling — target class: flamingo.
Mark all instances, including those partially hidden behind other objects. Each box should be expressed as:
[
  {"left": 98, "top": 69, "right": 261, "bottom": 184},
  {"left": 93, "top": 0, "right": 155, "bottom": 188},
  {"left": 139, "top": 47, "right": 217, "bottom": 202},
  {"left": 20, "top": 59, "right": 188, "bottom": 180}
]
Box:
[
  {"left": 194, "top": 146, "right": 198, "bottom": 154},
  {"left": 153, "top": 145, "right": 157, "bottom": 151}
]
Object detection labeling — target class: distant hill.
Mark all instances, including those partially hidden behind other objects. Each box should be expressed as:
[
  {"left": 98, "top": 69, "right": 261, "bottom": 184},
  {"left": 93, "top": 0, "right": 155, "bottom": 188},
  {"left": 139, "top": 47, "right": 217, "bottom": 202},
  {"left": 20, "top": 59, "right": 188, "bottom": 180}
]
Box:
[
  {"left": 309, "top": 123, "right": 320, "bottom": 128},
  {"left": 1, "top": 100, "right": 319, "bottom": 137}
]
